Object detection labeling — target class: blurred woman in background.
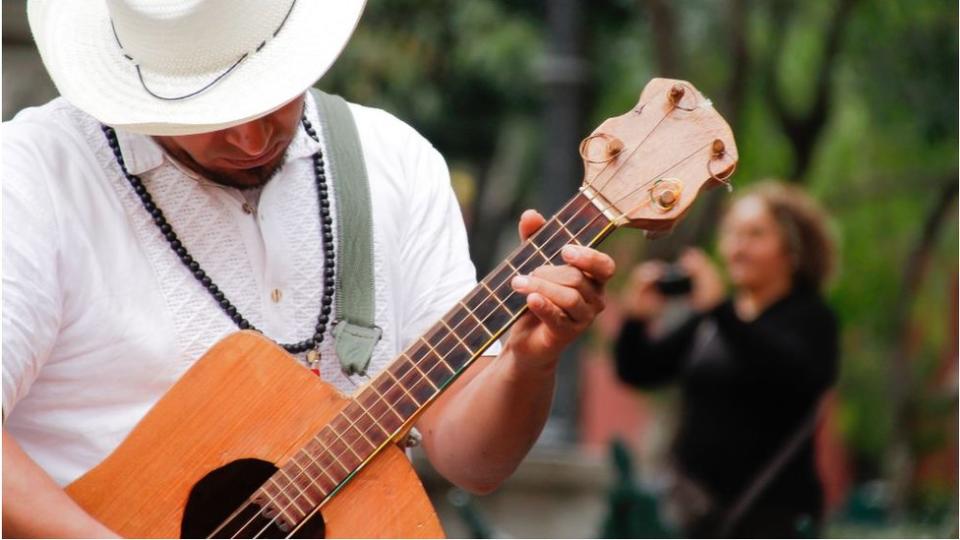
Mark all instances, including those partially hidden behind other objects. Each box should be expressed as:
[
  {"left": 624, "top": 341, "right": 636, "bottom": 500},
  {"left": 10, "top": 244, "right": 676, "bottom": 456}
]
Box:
[{"left": 615, "top": 181, "right": 839, "bottom": 538}]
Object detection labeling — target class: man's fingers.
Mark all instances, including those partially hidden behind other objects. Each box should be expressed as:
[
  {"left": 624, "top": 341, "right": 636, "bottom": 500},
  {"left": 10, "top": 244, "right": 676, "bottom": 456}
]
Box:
[
  {"left": 525, "top": 293, "right": 577, "bottom": 332},
  {"left": 518, "top": 209, "right": 546, "bottom": 242},
  {"left": 511, "top": 274, "right": 593, "bottom": 322},
  {"left": 530, "top": 265, "right": 603, "bottom": 307},
  {"left": 559, "top": 245, "right": 615, "bottom": 282}
]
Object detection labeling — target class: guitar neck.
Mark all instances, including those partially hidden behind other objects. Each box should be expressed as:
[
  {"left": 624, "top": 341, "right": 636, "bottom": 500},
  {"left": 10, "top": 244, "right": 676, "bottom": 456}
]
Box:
[
  {"left": 256, "top": 191, "right": 616, "bottom": 519},
  {"left": 353, "top": 189, "right": 615, "bottom": 429}
]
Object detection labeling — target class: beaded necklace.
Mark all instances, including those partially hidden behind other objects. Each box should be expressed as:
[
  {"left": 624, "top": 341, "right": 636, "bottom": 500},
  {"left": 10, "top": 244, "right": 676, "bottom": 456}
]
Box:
[{"left": 101, "top": 117, "right": 333, "bottom": 367}]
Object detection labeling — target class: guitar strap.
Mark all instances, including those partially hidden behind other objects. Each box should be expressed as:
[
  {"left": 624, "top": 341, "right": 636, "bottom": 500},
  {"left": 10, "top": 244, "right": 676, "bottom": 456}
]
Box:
[{"left": 309, "top": 88, "right": 382, "bottom": 376}]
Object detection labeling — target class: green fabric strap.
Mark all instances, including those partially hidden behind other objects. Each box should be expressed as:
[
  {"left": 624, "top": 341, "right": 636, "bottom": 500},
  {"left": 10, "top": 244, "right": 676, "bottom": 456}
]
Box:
[{"left": 310, "top": 88, "right": 381, "bottom": 376}]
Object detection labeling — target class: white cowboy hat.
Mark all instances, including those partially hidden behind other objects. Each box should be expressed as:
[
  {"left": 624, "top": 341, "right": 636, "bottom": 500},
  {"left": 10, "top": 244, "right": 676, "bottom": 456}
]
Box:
[{"left": 27, "top": 0, "right": 366, "bottom": 135}]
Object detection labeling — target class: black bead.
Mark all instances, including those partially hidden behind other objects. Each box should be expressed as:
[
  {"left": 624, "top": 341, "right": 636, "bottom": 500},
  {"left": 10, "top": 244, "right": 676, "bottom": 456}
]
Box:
[{"left": 103, "top": 119, "right": 334, "bottom": 357}]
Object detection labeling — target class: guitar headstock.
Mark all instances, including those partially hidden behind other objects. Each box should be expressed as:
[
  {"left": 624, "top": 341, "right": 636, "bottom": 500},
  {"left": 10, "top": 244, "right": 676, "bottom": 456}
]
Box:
[{"left": 579, "top": 78, "right": 738, "bottom": 232}]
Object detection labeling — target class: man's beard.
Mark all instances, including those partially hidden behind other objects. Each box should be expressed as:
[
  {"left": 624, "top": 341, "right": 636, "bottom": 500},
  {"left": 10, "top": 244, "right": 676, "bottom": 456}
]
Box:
[{"left": 204, "top": 150, "right": 288, "bottom": 190}]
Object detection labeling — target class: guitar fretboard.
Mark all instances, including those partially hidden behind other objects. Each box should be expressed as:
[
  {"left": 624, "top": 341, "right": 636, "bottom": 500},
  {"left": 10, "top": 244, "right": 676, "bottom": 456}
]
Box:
[{"left": 216, "top": 191, "right": 614, "bottom": 536}]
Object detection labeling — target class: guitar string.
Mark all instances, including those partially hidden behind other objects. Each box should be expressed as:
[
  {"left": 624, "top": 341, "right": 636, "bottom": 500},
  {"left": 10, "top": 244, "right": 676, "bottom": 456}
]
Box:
[
  {"left": 244, "top": 193, "right": 603, "bottom": 538},
  {"left": 270, "top": 100, "right": 714, "bottom": 539},
  {"left": 272, "top": 153, "right": 705, "bottom": 539},
  {"left": 264, "top": 98, "right": 702, "bottom": 539},
  {"left": 242, "top": 194, "right": 607, "bottom": 538},
  {"left": 239, "top": 96, "right": 701, "bottom": 538}
]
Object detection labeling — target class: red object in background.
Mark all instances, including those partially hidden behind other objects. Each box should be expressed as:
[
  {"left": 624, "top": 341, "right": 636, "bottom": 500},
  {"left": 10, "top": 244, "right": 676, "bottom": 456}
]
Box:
[
  {"left": 815, "top": 391, "right": 853, "bottom": 515},
  {"left": 578, "top": 350, "right": 648, "bottom": 455}
]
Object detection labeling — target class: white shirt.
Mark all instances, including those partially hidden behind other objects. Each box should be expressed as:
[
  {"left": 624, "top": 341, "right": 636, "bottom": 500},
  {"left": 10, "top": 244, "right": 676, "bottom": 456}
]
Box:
[{"left": 2, "top": 93, "right": 496, "bottom": 485}]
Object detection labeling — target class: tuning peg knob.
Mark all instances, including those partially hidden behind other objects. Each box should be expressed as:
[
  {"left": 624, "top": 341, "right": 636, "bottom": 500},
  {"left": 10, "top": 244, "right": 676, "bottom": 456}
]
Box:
[
  {"left": 606, "top": 137, "right": 624, "bottom": 158},
  {"left": 669, "top": 84, "right": 685, "bottom": 105},
  {"left": 651, "top": 178, "right": 682, "bottom": 212}
]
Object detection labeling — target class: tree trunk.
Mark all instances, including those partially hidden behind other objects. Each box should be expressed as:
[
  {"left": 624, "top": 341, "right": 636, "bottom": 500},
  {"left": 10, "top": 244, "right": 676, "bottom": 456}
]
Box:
[{"left": 888, "top": 174, "right": 959, "bottom": 516}]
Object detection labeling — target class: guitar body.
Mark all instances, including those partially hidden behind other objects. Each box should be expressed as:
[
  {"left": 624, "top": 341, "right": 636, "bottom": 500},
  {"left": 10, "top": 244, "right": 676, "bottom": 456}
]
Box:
[{"left": 66, "top": 332, "right": 443, "bottom": 538}]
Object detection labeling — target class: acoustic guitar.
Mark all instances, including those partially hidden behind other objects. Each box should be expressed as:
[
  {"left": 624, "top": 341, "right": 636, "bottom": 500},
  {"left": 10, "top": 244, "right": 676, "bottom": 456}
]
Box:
[{"left": 65, "top": 78, "right": 737, "bottom": 538}]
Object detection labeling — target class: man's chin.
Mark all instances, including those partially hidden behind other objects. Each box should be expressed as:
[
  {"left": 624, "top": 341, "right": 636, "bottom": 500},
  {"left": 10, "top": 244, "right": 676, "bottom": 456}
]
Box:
[{"left": 208, "top": 157, "right": 286, "bottom": 190}]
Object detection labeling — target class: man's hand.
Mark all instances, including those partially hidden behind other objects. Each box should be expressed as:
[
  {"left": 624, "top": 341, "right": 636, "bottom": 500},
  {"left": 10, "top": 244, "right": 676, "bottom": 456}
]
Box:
[{"left": 505, "top": 209, "right": 615, "bottom": 372}]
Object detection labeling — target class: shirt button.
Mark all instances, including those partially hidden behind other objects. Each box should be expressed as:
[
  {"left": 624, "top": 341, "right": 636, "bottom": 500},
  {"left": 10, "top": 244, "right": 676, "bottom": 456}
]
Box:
[
  {"left": 242, "top": 202, "right": 256, "bottom": 215},
  {"left": 271, "top": 288, "right": 283, "bottom": 303}
]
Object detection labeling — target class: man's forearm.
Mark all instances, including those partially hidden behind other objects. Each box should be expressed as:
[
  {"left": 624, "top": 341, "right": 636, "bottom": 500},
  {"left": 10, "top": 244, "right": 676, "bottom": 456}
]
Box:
[
  {"left": 417, "top": 345, "right": 556, "bottom": 494},
  {"left": 2, "top": 429, "right": 119, "bottom": 538}
]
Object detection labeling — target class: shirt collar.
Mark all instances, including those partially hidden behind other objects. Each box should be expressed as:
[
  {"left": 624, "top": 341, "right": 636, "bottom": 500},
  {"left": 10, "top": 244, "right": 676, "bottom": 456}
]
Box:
[{"left": 112, "top": 91, "right": 323, "bottom": 177}]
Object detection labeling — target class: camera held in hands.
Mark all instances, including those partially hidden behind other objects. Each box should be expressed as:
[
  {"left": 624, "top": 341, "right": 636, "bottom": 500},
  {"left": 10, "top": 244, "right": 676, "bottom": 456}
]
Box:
[{"left": 655, "top": 264, "right": 692, "bottom": 297}]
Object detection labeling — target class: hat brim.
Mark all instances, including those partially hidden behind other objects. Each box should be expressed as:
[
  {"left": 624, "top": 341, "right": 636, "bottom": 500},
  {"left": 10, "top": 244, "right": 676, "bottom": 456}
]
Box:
[{"left": 28, "top": 0, "right": 365, "bottom": 136}]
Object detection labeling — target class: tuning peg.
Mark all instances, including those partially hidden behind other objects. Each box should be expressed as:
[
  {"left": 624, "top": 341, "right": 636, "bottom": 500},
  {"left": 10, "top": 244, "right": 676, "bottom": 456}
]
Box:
[
  {"left": 606, "top": 137, "right": 624, "bottom": 159},
  {"left": 650, "top": 178, "right": 683, "bottom": 212},
  {"left": 669, "top": 84, "right": 685, "bottom": 106},
  {"left": 712, "top": 139, "right": 726, "bottom": 158}
]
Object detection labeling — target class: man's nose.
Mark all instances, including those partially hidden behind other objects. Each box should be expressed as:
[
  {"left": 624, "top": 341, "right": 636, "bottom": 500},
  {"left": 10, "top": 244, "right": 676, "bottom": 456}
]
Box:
[{"left": 224, "top": 120, "right": 273, "bottom": 156}]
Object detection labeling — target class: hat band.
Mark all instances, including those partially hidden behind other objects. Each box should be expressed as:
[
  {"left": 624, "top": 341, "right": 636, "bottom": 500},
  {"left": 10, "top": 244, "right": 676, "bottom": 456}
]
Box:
[{"left": 109, "top": 0, "right": 297, "bottom": 101}]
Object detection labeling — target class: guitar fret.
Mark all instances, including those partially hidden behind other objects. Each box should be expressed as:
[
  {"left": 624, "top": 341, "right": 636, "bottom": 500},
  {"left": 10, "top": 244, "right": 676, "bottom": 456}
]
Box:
[
  {"left": 266, "top": 475, "right": 308, "bottom": 516},
  {"left": 364, "top": 380, "right": 405, "bottom": 424},
  {"left": 293, "top": 451, "right": 338, "bottom": 492},
  {"left": 313, "top": 433, "right": 352, "bottom": 474},
  {"left": 276, "top": 468, "right": 317, "bottom": 509},
  {"left": 338, "top": 411, "right": 379, "bottom": 450},
  {"left": 439, "top": 319, "right": 476, "bottom": 358},
  {"left": 384, "top": 368, "right": 423, "bottom": 407},
  {"left": 401, "top": 353, "right": 439, "bottom": 391},
  {"left": 256, "top": 485, "right": 284, "bottom": 513},
  {"left": 458, "top": 301, "right": 494, "bottom": 337},
  {"left": 346, "top": 404, "right": 389, "bottom": 445},
  {"left": 418, "top": 336, "right": 454, "bottom": 374},
  {"left": 329, "top": 422, "right": 365, "bottom": 462},
  {"left": 479, "top": 281, "right": 516, "bottom": 316},
  {"left": 283, "top": 458, "right": 324, "bottom": 499},
  {"left": 556, "top": 220, "right": 582, "bottom": 244},
  {"left": 528, "top": 240, "right": 552, "bottom": 263}
]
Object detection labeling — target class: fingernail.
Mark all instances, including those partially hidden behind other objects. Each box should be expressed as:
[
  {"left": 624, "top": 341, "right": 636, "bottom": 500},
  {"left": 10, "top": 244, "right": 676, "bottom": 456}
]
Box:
[
  {"left": 512, "top": 275, "right": 529, "bottom": 289},
  {"left": 562, "top": 245, "right": 579, "bottom": 260},
  {"left": 528, "top": 293, "right": 543, "bottom": 308}
]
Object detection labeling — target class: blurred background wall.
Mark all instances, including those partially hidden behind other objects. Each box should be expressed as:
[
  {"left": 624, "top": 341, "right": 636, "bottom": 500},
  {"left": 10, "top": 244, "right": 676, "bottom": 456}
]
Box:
[{"left": 4, "top": 0, "right": 957, "bottom": 537}]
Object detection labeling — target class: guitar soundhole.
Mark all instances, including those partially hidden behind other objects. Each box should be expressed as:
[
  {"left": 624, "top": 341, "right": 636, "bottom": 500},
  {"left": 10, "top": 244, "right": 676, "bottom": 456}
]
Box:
[{"left": 181, "top": 458, "right": 326, "bottom": 538}]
